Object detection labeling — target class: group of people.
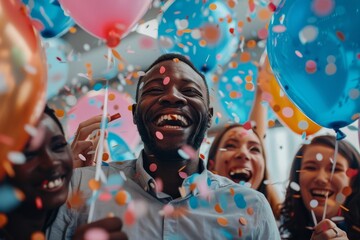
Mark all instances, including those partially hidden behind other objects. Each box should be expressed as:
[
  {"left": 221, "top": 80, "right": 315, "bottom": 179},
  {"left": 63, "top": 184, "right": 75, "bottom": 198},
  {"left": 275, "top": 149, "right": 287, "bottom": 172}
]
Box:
[{"left": 1, "top": 53, "right": 359, "bottom": 239}]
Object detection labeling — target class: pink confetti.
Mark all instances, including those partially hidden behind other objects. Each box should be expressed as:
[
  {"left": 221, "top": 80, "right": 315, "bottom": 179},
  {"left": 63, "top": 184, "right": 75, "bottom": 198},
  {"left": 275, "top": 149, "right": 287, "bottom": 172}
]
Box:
[
  {"left": 149, "top": 163, "right": 157, "bottom": 172},
  {"left": 160, "top": 66, "right": 166, "bottom": 74},
  {"left": 155, "top": 178, "right": 163, "bottom": 192},
  {"left": 84, "top": 228, "right": 109, "bottom": 240},
  {"left": 98, "top": 192, "right": 112, "bottom": 201},
  {"left": 161, "top": 204, "right": 175, "bottom": 216},
  {"left": 312, "top": 0, "right": 334, "bottom": 17},
  {"left": 155, "top": 131, "right": 164, "bottom": 140},
  {"left": 0, "top": 134, "right": 14, "bottom": 146},
  {"left": 295, "top": 50, "right": 303, "bottom": 58},
  {"left": 306, "top": 60, "right": 317, "bottom": 73},
  {"left": 163, "top": 76, "right": 170, "bottom": 85},
  {"left": 179, "top": 171, "right": 188, "bottom": 179},
  {"left": 180, "top": 145, "right": 197, "bottom": 160},
  {"left": 282, "top": 107, "right": 294, "bottom": 118},
  {"left": 139, "top": 36, "right": 154, "bottom": 49},
  {"left": 243, "top": 121, "right": 252, "bottom": 130},
  {"left": 258, "top": 28, "right": 268, "bottom": 40},
  {"left": 35, "top": 197, "right": 42, "bottom": 209},
  {"left": 272, "top": 25, "right": 286, "bottom": 33}
]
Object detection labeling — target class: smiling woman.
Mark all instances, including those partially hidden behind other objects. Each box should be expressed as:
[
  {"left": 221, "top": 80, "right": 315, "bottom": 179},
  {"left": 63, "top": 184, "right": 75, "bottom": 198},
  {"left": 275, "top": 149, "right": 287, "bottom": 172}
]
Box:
[
  {"left": 0, "top": 106, "right": 73, "bottom": 239},
  {"left": 280, "top": 135, "right": 360, "bottom": 240}
]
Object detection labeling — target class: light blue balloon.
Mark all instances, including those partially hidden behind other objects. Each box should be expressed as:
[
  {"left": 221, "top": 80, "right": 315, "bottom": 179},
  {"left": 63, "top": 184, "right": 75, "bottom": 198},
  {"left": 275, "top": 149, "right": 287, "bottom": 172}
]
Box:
[
  {"left": 267, "top": 0, "right": 360, "bottom": 130},
  {"left": 43, "top": 38, "right": 69, "bottom": 99},
  {"left": 22, "top": 0, "right": 74, "bottom": 38},
  {"left": 218, "top": 62, "right": 276, "bottom": 123},
  {"left": 107, "top": 132, "right": 135, "bottom": 161},
  {"left": 158, "top": 0, "right": 239, "bottom": 73}
]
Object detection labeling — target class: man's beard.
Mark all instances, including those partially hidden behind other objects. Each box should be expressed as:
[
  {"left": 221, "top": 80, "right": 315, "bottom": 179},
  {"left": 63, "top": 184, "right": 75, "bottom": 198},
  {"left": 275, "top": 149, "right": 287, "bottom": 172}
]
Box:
[{"left": 135, "top": 113, "right": 209, "bottom": 159}]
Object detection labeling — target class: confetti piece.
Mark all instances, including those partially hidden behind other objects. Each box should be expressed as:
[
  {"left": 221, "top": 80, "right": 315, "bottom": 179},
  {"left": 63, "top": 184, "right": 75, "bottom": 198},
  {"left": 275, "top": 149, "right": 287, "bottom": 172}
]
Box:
[
  {"left": 282, "top": 107, "right": 294, "bottom": 118},
  {"left": 247, "top": 207, "right": 254, "bottom": 215},
  {"left": 214, "top": 203, "right": 223, "bottom": 213},
  {"left": 342, "top": 186, "right": 352, "bottom": 196},
  {"left": 55, "top": 109, "right": 65, "bottom": 118},
  {"left": 239, "top": 52, "right": 251, "bottom": 62},
  {"left": 209, "top": 3, "right": 217, "bottom": 10},
  {"left": 295, "top": 50, "right": 303, "bottom": 58},
  {"left": 7, "top": 151, "right": 26, "bottom": 164},
  {"left": 124, "top": 210, "right": 136, "bottom": 225},
  {"left": 102, "top": 153, "right": 109, "bottom": 161},
  {"left": 312, "top": 0, "right": 334, "bottom": 17},
  {"left": 88, "top": 179, "right": 101, "bottom": 190},
  {"left": 163, "top": 76, "right": 170, "bottom": 85},
  {"left": 84, "top": 228, "right": 109, "bottom": 240},
  {"left": 149, "top": 163, "right": 157, "bottom": 172},
  {"left": 346, "top": 168, "right": 358, "bottom": 178},
  {"left": 0, "top": 134, "right": 14, "bottom": 146},
  {"left": 290, "top": 182, "right": 300, "bottom": 191},
  {"left": 0, "top": 213, "right": 7, "bottom": 228},
  {"left": 155, "top": 131, "right": 163, "bottom": 140},
  {"left": 315, "top": 153, "right": 323, "bottom": 161},
  {"left": 31, "top": 231, "right": 45, "bottom": 240},
  {"left": 238, "top": 216, "right": 247, "bottom": 226},
  {"left": 78, "top": 154, "right": 86, "bottom": 161},
  {"left": 299, "top": 25, "right": 318, "bottom": 44},
  {"left": 115, "top": 190, "right": 129, "bottom": 205},
  {"left": 310, "top": 199, "right": 318, "bottom": 208},
  {"left": 161, "top": 204, "right": 175, "bottom": 216},
  {"left": 179, "top": 171, "right": 188, "bottom": 179},
  {"left": 35, "top": 197, "right": 42, "bottom": 209},
  {"left": 272, "top": 25, "right": 286, "bottom": 33},
  {"left": 160, "top": 66, "right": 166, "bottom": 74},
  {"left": 234, "top": 193, "right": 246, "bottom": 209},
  {"left": 217, "top": 217, "right": 228, "bottom": 226},
  {"left": 110, "top": 113, "right": 121, "bottom": 122},
  {"left": 305, "top": 60, "right": 317, "bottom": 74}
]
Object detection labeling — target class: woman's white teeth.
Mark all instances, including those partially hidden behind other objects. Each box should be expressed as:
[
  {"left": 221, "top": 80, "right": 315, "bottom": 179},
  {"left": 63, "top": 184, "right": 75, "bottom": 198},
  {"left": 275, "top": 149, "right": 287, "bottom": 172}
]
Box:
[
  {"left": 43, "top": 178, "right": 63, "bottom": 189},
  {"left": 311, "top": 189, "right": 330, "bottom": 197}
]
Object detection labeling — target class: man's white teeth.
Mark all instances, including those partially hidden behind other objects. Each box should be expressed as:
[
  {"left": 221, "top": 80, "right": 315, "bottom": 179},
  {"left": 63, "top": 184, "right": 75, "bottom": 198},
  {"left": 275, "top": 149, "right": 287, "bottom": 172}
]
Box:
[
  {"left": 156, "top": 114, "right": 188, "bottom": 126},
  {"left": 229, "top": 168, "right": 250, "bottom": 176},
  {"left": 42, "top": 177, "right": 64, "bottom": 189}
]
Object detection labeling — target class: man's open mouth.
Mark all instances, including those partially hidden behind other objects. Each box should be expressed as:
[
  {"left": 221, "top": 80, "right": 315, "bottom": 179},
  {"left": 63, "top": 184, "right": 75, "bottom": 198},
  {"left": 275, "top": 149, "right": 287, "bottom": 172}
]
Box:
[{"left": 155, "top": 114, "right": 191, "bottom": 128}]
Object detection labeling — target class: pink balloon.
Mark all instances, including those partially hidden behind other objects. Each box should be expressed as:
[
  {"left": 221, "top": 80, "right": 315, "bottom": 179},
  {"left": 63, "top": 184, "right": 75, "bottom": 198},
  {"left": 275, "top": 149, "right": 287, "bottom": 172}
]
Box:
[
  {"left": 66, "top": 89, "right": 140, "bottom": 151},
  {"left": 59, "top": 0, "right": 152, "bottom": 47}
]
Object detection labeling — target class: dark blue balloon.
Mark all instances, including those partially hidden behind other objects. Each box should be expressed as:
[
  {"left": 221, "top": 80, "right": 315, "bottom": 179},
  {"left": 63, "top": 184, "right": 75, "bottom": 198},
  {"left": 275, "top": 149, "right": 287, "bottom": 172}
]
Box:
[
  {"left": 107, "top": 132, "right": 135, "bottom": 162},
  {"left": 267, "top": 0, "right": 360, "bottom": 129},
  {"left": 22, "top": 0, "right": 74, "bottom": 38},
  {"left": 158, "top": 0, "right": 239, "bottom": 73},
  {"left": 218, "top": 62, "right": 275, "bottom": 123}
]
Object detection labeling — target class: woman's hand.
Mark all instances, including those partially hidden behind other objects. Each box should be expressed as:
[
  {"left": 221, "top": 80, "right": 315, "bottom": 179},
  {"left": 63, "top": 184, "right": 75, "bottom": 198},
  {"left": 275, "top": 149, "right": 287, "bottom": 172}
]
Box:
[{"left": 311, "top": 219, "right": 348, "bottom": 240}]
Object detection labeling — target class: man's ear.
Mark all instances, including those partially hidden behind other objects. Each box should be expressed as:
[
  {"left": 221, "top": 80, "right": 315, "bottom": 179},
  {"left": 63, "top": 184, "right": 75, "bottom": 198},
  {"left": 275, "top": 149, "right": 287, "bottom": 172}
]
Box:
[
  {"left": 207, "top": 107, "right": 213, "bottom": 128},
  {"left": 132, "top": 104, "right": 137, "bottom": 124}
]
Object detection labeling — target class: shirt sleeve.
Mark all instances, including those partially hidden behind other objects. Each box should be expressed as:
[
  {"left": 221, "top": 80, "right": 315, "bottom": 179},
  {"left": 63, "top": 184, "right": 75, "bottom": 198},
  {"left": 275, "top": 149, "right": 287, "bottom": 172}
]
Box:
[
  {"left": 46, "top": 204, "right": 78, "bottom": 240},
  {"left": 255, "top": 193, "right": 281, "bottom": 240}
]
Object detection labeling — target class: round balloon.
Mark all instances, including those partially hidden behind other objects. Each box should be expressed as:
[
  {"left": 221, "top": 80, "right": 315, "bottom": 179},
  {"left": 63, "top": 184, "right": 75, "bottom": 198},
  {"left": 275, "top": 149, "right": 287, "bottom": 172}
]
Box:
[
  {"left": 0, "top": 0, "right": 47, "bottom": 179},
  {"left": 43, "top": 38, "right": 69, "bottom": 99},
  {"left": 22, "top": 0, "right": 74, "bottom": 38},
  {"left": 258, "top": 54, "right": 322, "bottom": 135},
  {"left": 107, "top": 132, "right": 135, "bottom": 162},
  {"left": 158, "top": 0, "right": 239, "bottom": 73},
  {"left": 267, "top": 0, "right": 360, "bottom": 130},
  {"left": 59, "top": 0, "right": 152, "bottom": 47},
  {"left": 66, "top": 89, "right": 141, "bottom": 151},
  {"left": 217, "top": 61, "right": 275, "bottom": 123}
]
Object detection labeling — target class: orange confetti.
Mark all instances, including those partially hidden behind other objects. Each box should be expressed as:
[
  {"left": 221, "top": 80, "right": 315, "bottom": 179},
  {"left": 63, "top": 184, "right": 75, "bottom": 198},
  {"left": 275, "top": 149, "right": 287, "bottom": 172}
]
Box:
[
  {"left": 115, "top": 191, "right": 128, "bottom": 205},
  {"left": 229, "top": 28, "right": 234, "bottom": 34},
  {"left": 199, "top": 153, "right": 205, "bottom": 160},
  {"left": 229, "top": 61, "right": 238, "bottom": 68},
  {"left": 214, "top": 203, "right": 223, "bottom": 213},
  {"left": 342, "top": 186, "right": 352, "bottom": 196},
  {"left": 118, "top": 63, "right": 125, "bottom": 71},
  {"left": 230, "top": 188, "right": 235, "bottom": 196},
  {"left": 209, "top": 3, "right": 217, "bottom": 10},
  {"left": 31, "top": 231, "right": 45, "bottom": 240},
  {"left": 268, "top": 119, "right": 276, "bottom": 128},
  {"left": 102, "top": 153, "right": 109, "bottom": 161},
  {"left": 258, "top": 8, "right": 272, "bottom": 21},
  {"left": 202, "top": 25, "right": 220, "bottom": 43},
  {"left": 67, "top": 191, "right": 85, "bottom": 209},
  {"left": 127, "top": 105, "right": 133, "bottom": 111},
  {"left": 88, "top": 179, "right": 101, "bottom": 190},
  {"left": 238, "top": 217, "right": 248, "bottom": 225},
  {"left": 173, "top": 58, "right": 180, "bottom": 63},
  {"left": 0, "top": 213, "right": 7, "bottom": 228},
  {"left": 69, "top": 27, "right": 77, "bottom": 33},
  {"left": 246, "top": 40, "right": 257, "bottom": 49},
  {"left": 228, "top": 0, "right": 236, "bottom": 8},
  {"left": 247, "top": 207, "right": 254, "bottom": 215},
  {"left": 238, "top": 21, "right": 244, "bottom": 27},
  {"left": 245, "top": 83, "right": 254, "bottom": 91},
  {"left": 55, "top": 109, "right": 65, "bottom": 118},
  {"left": 229, "top": 91, "right": 240, "bottom": 99},
  {"left": 124, "top": 210, "right": 136, "bottom": 225},
  {"left": 108, "top": 93, "right": 116, "bottom": 101},
  {"left": 111, "top": 49, "right": 123, "bottom": 61},
  {"left": 240, "top": 52, "right": 251, "bottom": 62},
  {"left": 238, "top": 228, "right": 243, "bottom": 237},
  {"left": 245, "top": 75, "right": 253, "bottom": 82},
  {"left": 217, "top": 217, "right": 228, "bottom": 226}
]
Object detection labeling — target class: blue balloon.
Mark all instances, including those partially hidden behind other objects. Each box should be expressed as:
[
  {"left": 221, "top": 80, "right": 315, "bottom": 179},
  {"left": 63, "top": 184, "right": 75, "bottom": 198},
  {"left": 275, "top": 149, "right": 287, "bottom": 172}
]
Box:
[
  {"left": 107, "top": 132, "right": 135, "bottom": 161},
  {"left": 44, "top": 38, "right": 69, "bottom": 99},
  {"left": 22, "top": 0, "right": 74, "bottom": 38},
  {"left": 218, "top": 62, "right": 276, "bottom": 123},
  {"left": 158, "top": 0, "right": 239, "bottom": 73},
  {"left": 0, "top": 184, "right": 21, "bottom": 212},
  {"left": 267, "top": 0, "right": 360, "bottom": 129}
]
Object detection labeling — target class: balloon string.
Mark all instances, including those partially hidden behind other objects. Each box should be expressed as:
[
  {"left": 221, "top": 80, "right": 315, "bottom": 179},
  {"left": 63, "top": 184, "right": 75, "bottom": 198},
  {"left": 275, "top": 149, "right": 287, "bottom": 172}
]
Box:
[
  {"left": 88, "top": 49, "right": 113, "bottom": 223},
  {"left": 322, "top": 136, "right": 339, "bottom": 221}
]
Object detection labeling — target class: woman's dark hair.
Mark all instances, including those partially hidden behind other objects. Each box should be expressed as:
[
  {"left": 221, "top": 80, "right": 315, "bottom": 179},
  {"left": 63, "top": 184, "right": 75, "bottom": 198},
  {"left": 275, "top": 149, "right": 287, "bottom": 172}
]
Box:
[
  {"left": 280, "top": 135, "right": 360, "bottom": 239},
  {"left": 207, "top": 123, "right": 280, "bottom": 218},
  {"left": 44, "top": 105, "right": 64, "bottom": 135}
]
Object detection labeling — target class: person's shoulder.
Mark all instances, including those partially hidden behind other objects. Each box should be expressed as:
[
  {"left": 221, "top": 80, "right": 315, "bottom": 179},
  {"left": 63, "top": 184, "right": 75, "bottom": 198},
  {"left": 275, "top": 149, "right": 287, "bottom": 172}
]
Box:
[{"left": 207, "top": 170, "right": 266, "bottom": 200}]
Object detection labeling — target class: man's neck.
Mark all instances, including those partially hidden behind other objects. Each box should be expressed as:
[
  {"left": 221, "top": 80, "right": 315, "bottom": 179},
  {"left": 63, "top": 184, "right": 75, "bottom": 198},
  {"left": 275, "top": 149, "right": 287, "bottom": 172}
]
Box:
[{"left": 142, "top": 150, "right": 201, "bottom": 199}]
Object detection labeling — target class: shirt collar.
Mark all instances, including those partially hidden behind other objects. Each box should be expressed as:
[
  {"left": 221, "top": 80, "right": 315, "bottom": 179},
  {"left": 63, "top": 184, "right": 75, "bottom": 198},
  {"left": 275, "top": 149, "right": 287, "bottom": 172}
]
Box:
[{"left": 135, "top": 151, "right": 210, "bottom": 200}]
